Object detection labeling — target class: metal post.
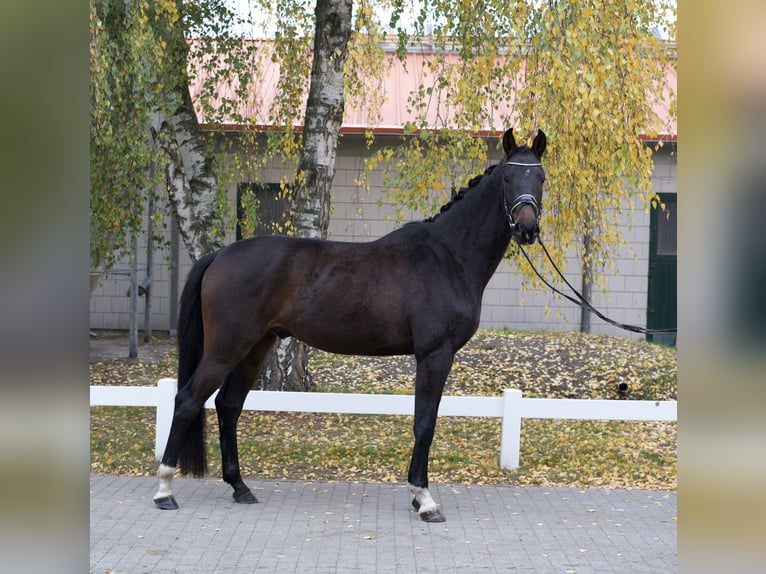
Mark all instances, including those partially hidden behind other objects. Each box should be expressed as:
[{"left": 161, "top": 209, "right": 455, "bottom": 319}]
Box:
[
  {"left": 128, "top": 234, "right": 139, "bottom": 358},
  {"left": 169, "top": 215, "right": 179, "bottom": 336},
  {"left": 143, "top": 189, "right": 154, "bottom": 342}
]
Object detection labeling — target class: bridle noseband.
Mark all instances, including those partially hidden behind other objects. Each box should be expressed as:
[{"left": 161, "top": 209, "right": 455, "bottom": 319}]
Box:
[{"left": 502, "top": 160, "right": 543, "bottom": 232}]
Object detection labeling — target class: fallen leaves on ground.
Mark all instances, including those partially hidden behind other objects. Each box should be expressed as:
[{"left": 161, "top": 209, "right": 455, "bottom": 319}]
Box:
[{"left": 90, "top": 330, "right": 676, "bottom": 489}]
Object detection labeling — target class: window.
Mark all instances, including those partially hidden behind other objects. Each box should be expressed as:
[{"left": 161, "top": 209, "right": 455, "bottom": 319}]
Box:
[
  {"left": 236, "top": 182, "right": 289, "bottom": 240},
  {"left": 656, "top": 199, "right": 677, "bottom": 256}
]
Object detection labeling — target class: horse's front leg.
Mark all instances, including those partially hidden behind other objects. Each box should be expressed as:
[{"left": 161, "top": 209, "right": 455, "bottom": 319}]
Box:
[{"left": 408, "top": 347, "right": 454, "bottom": 522}]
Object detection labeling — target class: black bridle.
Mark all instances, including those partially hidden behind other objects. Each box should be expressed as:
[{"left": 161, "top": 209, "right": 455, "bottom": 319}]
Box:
[{"left": 501, "top": 160, "right": 543, "bottom": 232}]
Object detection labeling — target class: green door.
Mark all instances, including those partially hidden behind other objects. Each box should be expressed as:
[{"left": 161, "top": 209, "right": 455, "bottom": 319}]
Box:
[{"left": 647, "top": 193, "right": 677, "bottom": 346}]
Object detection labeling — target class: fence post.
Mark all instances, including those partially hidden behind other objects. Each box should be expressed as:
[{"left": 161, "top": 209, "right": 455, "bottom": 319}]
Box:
[
  {"left": 155, "top": 378, "right": 177, "bottom": 460},
  {"left": 500, "top": 389, "right": 522, "bottom": 469}
]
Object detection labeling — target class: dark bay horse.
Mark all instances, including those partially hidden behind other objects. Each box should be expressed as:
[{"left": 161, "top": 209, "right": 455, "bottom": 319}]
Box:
[{"left": 154, "top": 128, "right": 547, "bottom": 522}]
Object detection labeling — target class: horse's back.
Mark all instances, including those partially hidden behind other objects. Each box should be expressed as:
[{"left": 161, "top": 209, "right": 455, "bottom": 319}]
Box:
[{"left": 199, "top": 232, "right": 481, "bottom": 357}]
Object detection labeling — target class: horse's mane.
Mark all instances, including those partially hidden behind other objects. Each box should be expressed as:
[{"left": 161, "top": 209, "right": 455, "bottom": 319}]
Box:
[{"left": 422, "top": 163, "right": 498, "bottom": 223}]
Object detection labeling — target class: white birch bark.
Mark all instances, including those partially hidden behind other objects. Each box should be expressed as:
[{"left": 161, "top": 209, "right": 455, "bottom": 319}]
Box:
[
  {"left": 152, "top": 85, "right": 224, "bottom": 262},
  {"left": 147, "top": 0, "right": 352, "bottom": 391},
  {"left": 257, "top": 0, "right": 353, "bottom": 392},
  {"left": 293, "top": 0, "right": 353, "bottom": 240}
]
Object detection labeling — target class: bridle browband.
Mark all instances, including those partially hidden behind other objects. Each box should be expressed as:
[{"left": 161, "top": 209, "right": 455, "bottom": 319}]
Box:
[{"left": 502, "top": 160, "right": 543, "bottom": 232}]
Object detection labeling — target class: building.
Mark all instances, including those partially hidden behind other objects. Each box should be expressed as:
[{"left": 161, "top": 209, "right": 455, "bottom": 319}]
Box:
[{"left": 89, "top": 45, "right": 677, "bottom": 343}]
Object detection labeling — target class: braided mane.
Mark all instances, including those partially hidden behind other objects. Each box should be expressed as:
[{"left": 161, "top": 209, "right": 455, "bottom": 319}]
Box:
[{"left": 423, "top": 164, "right": 498, "bottom": 223}]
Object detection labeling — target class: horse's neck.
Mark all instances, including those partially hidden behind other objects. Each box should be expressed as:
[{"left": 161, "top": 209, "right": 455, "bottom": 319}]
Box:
[{"left": 437, "top": 176, "right": 512, "bottom": 288}]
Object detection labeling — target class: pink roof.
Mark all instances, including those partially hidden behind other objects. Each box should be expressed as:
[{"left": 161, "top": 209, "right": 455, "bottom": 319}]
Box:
[{"left": 191, "top": 43, "right": 676, "bottom": 140}]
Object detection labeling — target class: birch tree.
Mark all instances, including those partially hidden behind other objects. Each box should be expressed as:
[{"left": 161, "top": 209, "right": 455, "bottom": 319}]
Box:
[
  {"left": 250, "top": 0, "right": 354, "bottom": 391},
  {"left": 90, "top": 0, "right": 163, "bottom": 291},
  {"left": 516, "top": 0, "right": 675, "bottom": 330},
  {"left": 91, "top": 0, "right": 355, "bottom": 390},
  {"left": 150, "top": 6, "right": 226, "bottom": 262},
  {"left": 90, "top": 0, "right": 228, "bottom": 283}
]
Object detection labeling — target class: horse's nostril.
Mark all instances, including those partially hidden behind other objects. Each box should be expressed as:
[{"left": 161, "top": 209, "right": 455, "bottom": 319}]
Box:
[
  {"left": 516, "top": 221, "right": 537, "bottom": 239},
  {"left": 517, "top": 224, "right": 539, "bottom": 245}
]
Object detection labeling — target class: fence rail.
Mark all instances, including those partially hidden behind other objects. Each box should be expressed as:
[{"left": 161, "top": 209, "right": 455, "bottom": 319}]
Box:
[{"left": 90, "top": 378, "right": 677, "bottom": 469}]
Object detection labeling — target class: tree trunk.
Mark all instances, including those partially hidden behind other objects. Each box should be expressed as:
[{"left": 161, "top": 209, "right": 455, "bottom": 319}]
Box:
[
  {"left": 293, "top": 0, "right": 353, "bottom": 240},
  {"left": 150, "top": 1, "right": 224, "bottom": 262},
  {"left": 579, "top": 231, "right": 593, "bottom": 333},
  {"left": 255, "top": 0, "right": 353, "bottom": 392},
  {"left": 152, "top": 84, "right": 225, "bottom": 262},
  {"left": 255, "top": 337, "right": 313, "bottom": 392},
  {"left": 149, "top": 0, "right": 352, "bottom": 391}
]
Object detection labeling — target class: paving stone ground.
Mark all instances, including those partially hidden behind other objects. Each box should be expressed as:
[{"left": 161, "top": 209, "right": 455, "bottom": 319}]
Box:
[{"left": 90, "top": 475, "right": 676, "bottom": 573}]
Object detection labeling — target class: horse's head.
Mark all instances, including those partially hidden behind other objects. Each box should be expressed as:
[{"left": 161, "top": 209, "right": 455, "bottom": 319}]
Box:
[{"left": 500, "top": 129, "right": 547, "bottom": 245}]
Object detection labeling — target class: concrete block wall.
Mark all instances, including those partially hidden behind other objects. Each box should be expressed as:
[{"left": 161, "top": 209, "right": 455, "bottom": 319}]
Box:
[{"left": 89, "top": 221, "right": 186, "bottom": 332}]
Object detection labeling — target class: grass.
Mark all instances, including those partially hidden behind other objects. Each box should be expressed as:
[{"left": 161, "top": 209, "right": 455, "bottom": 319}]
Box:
[{"left": 90, "top": 330, "right": 677, "bottom": 490}]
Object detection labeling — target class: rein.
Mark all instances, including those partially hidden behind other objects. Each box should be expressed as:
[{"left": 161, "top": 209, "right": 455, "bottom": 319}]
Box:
[
  {"left": 515, "top": 238, "right": 678, "bottom": 337},
  {"left": 499, "top": 156, "right": 674, "bottom": 336}
]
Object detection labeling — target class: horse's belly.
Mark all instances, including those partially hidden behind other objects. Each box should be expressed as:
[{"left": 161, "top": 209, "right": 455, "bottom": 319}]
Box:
[
  {"left": 312, "top": 337, "right": 413, "bottom": 357},
  {"left": 282, "top": 303, "right": 414, "bottom": 356},
  {"left": 293, "top": 320, "right": 414, "bottom": 357}
]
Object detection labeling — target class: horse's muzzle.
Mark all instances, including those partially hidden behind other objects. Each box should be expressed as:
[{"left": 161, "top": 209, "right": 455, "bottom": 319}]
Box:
[{"left": 513, "top": 220, "right": 539, "bottom": 245}]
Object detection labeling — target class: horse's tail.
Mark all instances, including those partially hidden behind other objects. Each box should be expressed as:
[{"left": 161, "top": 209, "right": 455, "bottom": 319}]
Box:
[{"left": 176, "top": 250, "right": 218, "bottom": 477}]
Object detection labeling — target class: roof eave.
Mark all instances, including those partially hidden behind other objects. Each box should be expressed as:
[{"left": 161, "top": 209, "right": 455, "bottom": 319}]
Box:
[{"left": 200, "top": 123, "right": 677, "bottom": 143}]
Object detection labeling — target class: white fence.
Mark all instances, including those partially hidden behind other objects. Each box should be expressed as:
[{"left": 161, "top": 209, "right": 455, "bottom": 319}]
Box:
[{"left": 90, "top": 378, "right": 677, "bottom": 469}]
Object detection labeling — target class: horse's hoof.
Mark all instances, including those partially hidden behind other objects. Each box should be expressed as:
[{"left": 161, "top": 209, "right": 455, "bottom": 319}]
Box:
[
  {"left": 154, "top": 495, "right": 179, "bottom": 510},
  {"left": 419, "top": 508, "right": 446, "bottom": 522},
  {"left": 233, "top": 489, "right": 258, "bottom": 504},
  {"left": 412, "top": 499, "right": 445, "bottom": 522}
]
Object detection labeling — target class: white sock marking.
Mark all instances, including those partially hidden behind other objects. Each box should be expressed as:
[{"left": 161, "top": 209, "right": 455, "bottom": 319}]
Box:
[
  {"left": 153, "top": 464, "right": 176, "bottom": 501},
  {"left": 408, "top": 482, "right": 439, "bottom": 513}
]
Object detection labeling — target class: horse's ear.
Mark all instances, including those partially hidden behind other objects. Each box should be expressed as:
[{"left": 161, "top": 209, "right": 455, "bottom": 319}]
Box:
[
  {"left": 532, "top": 129, "right": 547, "bottom": 157},
  {"left": 502, "top": 129, "right": 518, "bottom": 155}
]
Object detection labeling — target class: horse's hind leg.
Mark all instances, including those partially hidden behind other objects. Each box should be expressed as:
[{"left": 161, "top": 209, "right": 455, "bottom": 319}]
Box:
[
  {"left": 216, "top": 333, "right": 278, "bottom": 503},
  {"left": 154, "top": 353, "right": 242, "bottom": 509}
]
